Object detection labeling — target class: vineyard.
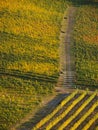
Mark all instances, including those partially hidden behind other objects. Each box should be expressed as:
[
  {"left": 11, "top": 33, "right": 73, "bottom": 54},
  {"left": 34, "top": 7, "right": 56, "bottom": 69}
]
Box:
[
  {"left": 72, "top": 1, "right": 98, "bottom": 88},
  {"left": 0, "top": 0, "right": 68, "bottom": 129},
  {"left": 33, "top": 90, "right": 98, "bottom": 130},
  {"left": 0, "top": 0, "right": 98, "bottom": 130}
]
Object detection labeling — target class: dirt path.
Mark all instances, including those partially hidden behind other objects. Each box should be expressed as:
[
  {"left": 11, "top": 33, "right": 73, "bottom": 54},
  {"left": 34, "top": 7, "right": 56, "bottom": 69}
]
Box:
[
  {"left": 56, "top": 6, "right": 77, "bottom": 91},
  {"left": 64, "top": 7, "right": 76, "bottom": 87}
]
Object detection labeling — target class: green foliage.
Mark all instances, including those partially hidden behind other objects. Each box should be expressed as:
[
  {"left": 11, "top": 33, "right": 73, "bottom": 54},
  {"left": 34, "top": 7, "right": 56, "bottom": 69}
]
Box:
[
  {"left": 72, "top": 4, "right": 98, "bottom": 88},
  {"left": 0, "top": 0, "right": 98, "bottom": 129},
  {"left": 0, "top": 76, "right": 55, "bottom": 130},
  {"left": 0, "top": 0, "right": 68, "bottom": 129}
]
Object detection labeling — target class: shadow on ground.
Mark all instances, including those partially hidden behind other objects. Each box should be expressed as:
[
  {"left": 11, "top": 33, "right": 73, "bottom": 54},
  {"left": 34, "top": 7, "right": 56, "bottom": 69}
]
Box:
[{"left": 16, "top": 93, "right": 69, "bottom": 130}]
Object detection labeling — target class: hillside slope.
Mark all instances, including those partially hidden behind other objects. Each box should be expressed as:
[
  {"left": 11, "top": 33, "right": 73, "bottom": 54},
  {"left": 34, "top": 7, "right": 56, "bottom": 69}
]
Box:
[
  {"left": 72, "top": 1, "right": 98, "bottom": 88},
  {"left": 0, "top": 0, "right": 68, "bottom": 130}
]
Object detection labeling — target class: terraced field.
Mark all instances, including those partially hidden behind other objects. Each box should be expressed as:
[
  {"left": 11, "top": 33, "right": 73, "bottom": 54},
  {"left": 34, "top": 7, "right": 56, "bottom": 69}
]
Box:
[{"left": 33, "top": 90, "right": 98, "bottom": 130}]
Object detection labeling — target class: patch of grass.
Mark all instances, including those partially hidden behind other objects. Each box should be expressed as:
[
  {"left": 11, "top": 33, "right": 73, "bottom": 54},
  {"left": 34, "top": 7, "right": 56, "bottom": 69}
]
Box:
[
  {"left": 0, "top": 76, "right": 55, "bottom": 130},
  {"left": 0, "top": 0, "right": 68, "bottom": 129},
  {"left": 0, "top": 0, "right": 68, "bottom": 75},
  {"left": 72, "top": 3, "right": 98, "bottom": 88}
]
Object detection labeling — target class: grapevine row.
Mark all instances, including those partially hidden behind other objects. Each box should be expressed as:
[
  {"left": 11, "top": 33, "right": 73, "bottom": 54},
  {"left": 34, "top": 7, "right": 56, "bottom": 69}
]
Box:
[
  {"left": 58, "top": 92, "right": 97, "bottom": 130},
  {"left": 70, "top": 102, "right": 98, "bottom": 130},
  {"left": 33, "top": 90, "right": 78, "bottom": 130},
  {"left": 82, "top": 113, "right": 98, "bottom": 130},
  {"left": 46, "top": 91, "right": 87, "bottom": 130}
]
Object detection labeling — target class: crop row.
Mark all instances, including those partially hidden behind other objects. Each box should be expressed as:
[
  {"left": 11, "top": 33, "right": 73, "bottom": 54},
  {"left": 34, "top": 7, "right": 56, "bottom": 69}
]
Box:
[
  {"left": 0, "top": 69, "right": 58, "bottom": 83},
  {"left": 70, "top": 103, "right": 98, "bottom": 130},
  {"left": 58, "top": 92, "right": 97, "bottom": 130},
  {"left": 33, "top": 90, "right": 78, "bottom": 130},
  {"left": 78, "top": 110, "right": 98, "bottom": 130},
  {"left": 82, "top": 113, "right": 98, "bottom": 130},
  {"left": 33, "top": 91, "right": 97, "bottom": 130},
  {"left": 46, "top": 91, "right": 87, "bottom": 130}
]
